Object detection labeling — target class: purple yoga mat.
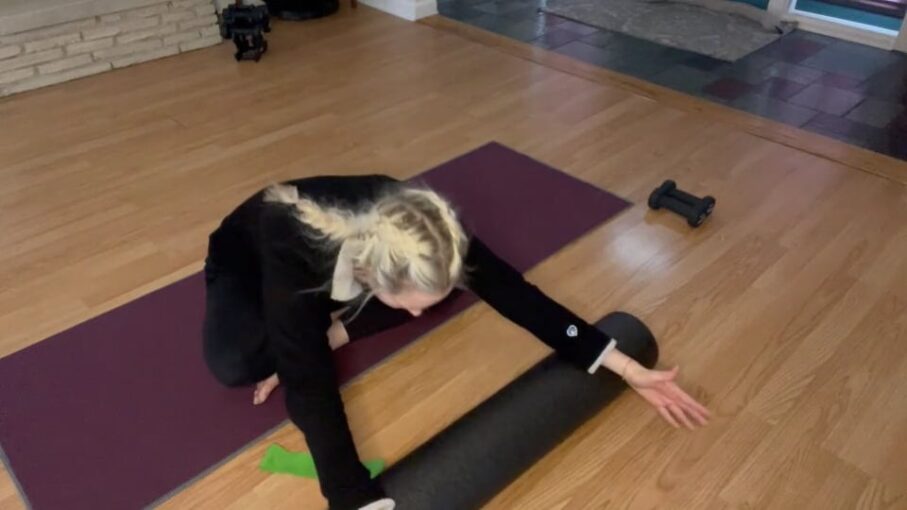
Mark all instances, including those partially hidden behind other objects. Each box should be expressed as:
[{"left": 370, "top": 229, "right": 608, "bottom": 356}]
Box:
[{"left": 0, "top": 142, "right": 630, "bottom": 510}]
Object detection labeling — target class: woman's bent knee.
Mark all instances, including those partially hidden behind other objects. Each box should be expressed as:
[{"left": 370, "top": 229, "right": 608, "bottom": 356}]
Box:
[{"left": 205, "top": 353, "right": 254, "bottom": 387}]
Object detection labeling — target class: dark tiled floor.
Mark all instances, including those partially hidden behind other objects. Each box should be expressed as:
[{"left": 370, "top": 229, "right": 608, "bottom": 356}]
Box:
[
  {"left": 756, "top": 78, "right": 808, "bottom": 101},
  {"left": 438, "top": 0, "right": 907, "bottom": 161},
  {"left": 788, "top": 83, "right": 865, "bottom": 115}
]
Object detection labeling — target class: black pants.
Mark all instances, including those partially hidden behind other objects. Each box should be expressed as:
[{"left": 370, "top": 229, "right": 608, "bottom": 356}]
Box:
[{"left": 202, "top": 260, "right": 415, "bottom": 387}]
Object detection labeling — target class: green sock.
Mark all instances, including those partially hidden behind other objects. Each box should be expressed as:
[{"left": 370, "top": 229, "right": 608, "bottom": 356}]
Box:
[{"left": 260, "top": 444, "right": 385, "bottom": 479}]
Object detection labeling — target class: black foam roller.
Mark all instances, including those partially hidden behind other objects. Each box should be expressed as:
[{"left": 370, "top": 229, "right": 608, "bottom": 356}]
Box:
[{"left": 379, "top": 311, "right": 658, "bottom": 510}]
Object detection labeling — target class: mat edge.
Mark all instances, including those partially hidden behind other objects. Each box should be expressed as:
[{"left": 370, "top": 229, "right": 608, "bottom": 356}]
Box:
[{"left": 0, "top": 441, "right": 33, "bottom": 510}]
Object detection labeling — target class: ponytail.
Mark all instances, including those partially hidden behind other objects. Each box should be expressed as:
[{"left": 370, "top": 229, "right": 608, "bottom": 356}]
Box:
[{"left": 264, "top": 182, "right": 468, "bottom": 298}]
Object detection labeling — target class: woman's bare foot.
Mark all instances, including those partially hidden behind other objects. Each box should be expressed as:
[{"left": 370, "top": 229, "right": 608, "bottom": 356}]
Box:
[{"left": 253, "top": 373, "right": 279, "bottom": 405}]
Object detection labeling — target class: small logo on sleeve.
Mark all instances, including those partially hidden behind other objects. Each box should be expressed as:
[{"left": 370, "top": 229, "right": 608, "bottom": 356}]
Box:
[{"left": 566, "top": 325, "right": 578, "bottom": 338}]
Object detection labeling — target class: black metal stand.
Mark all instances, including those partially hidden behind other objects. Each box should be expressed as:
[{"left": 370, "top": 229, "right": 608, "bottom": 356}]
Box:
[{"left": 220, "top": 2, "right": 271, "bottom": 62}]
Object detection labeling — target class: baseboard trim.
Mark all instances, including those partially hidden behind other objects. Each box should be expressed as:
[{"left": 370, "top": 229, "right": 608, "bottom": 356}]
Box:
[{"left": 360, "top": 0, "right": 437, "bottom": 20}]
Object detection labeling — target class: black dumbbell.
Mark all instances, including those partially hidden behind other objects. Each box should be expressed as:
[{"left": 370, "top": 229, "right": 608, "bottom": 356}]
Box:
[{"left": 648, "top": 180, "right": 716, "bottom": 228}]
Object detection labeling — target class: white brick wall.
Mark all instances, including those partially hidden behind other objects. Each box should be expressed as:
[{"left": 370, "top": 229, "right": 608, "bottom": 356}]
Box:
[
  {"left": 67, "top": 38, "right": 115, "bottom": 55},
  {"left": 0, "top": 49, "right": 64, "bottom": 73},
  {"left": 161, "top": 11, "right": 198, "bottom": 25},
  {"left": 24, "top": 33, "right": 82, "bottom": 53},
  {"left": 37, "top": 54, "right": 94, "bottom": 74},
  {"left": 173, "top": 0, "right": 215, "bottom": 10},
  {"left": 180, "top": 34, "right": 222, "bottom": 52},
  {"left": 116, "top": 17, "right": 162, "bottom": 33},
  {"left": 93, "top": 39, "right": 163, "bottom": 60},
  {"left": 116, "top": 24, "right": 178, "bottom": 44},
  {"left": 112, "top": 45, "right": 179, "bottom": 68},
  {"left": 164, "top": 30, "right": 202, "bottom": 47},
  {"left": 0, "top": 45, "right": 21, "bottom": 60},
  {"left": 3, "top": 62, "right": 113, "bottom": 95},
  {"left": 82, "top": 25, "right": 122, "bottom": 41},
  {"left": 0, "top": 20, "right": 97, "bottom": 46},
  {"left": 0, "top": 0, "right": 222, "bottom": 97},
  {"left": 0, "top": 67, "right": 35, "bottom": 85},
  {"left": 179, "top": 15, "right": 219, "bottom": 31},
  {"left": 126, "top": 5, "right": 173, "bottom": 18}
]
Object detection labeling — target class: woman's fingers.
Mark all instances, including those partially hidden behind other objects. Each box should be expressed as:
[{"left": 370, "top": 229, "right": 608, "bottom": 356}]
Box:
[
  {"left": 678, "top": 387, "right": 710, "bottom": 418},
  {"left": 682, "top": 403, "right": 709, "bottom": 427},
  {"left": 658, "top": 405, "right": 681, "bottom": 428},
  {"left": 639, "top": 387, "right": 670, "bottom": 409},
  {"left": 664, "top": 383, "right": 711, "bottom": 423},
  {"left": 661, "top": 387, "right": 709, "bottom": 427},
  {"left": 688, "top": 401, "right": 711, "bottom": 426},
  {"left": 636, "top": 377, "right": 710, "bottom": 429},
  {"left": 667, "top": 403, "right": 696, "bottom": 430}
]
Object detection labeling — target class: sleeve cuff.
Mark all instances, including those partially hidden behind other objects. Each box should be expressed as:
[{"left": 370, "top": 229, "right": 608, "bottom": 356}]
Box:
[
  {"left": 359, "top": 498, "right": 395, "bottom": 510},
  {"left": 587, "top": 338, "right": 617, "bottom": 374}
]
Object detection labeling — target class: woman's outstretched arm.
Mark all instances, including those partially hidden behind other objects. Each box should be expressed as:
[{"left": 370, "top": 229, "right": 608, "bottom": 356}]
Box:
[{"left": 464, "top": 236, "right": 709, "bottom": 428}]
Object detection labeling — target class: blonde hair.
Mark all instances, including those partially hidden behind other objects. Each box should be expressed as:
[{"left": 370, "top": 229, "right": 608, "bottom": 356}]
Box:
[{"left": 264, "top": 182, "right": 468, "bottom": 297}]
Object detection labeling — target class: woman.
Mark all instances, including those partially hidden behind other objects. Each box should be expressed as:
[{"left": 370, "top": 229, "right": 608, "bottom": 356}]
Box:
[{"left": 203, "top": 174, "right": 709, "bottom": 510}]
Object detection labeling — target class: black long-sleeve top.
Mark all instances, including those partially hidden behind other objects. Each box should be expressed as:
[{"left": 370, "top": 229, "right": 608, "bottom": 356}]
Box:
[{"left": 206, "top": 175, "right": 615, "bottom": 509}]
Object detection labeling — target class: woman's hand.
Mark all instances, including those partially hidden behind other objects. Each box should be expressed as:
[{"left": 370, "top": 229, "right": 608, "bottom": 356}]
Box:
[
  {"left": 253, "top": 319, "right": 350, "bottom": 405},
  {"left": 327, "top": 318, "right": 350, "bottom": 350},
  {"left": 254, "top": 373, "right": 280, "bottom": 405},
  {"left": 623, "top": 364, "right": 710, "bottom": 429},
  {"left": 600, "top": 348, "right": 710, "bottom": 429}
]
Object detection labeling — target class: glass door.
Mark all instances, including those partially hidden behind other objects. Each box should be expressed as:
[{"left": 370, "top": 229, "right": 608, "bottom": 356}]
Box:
[
  {"left": 791, "top": 0, "right": 904, "bottom": 32},
  {"left": 898, "top": 17, "right": 907, "bottom": 49}
]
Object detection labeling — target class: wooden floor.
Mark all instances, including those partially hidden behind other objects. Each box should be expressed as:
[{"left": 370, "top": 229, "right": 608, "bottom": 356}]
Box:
[{"left": 1, "top": 5, "right": 906, "bottom": 510}]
